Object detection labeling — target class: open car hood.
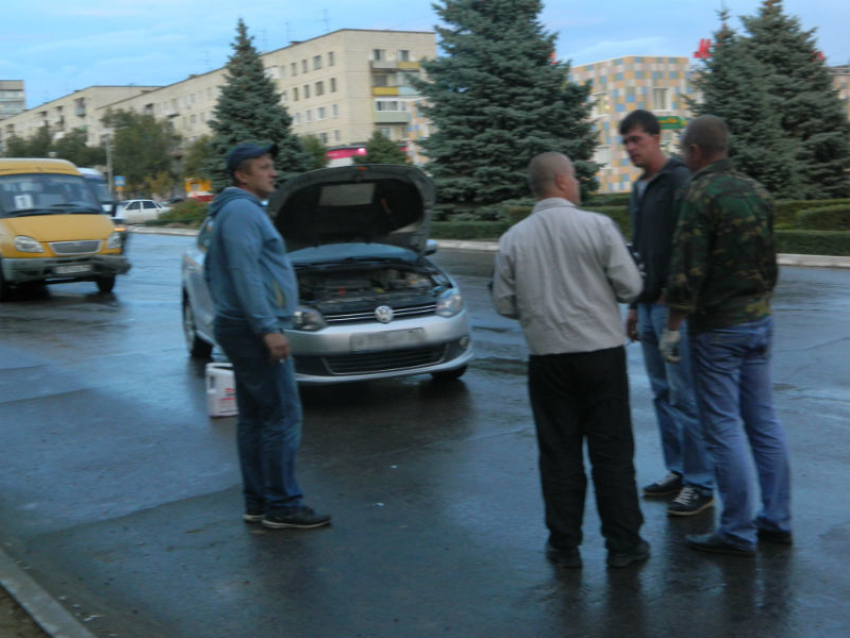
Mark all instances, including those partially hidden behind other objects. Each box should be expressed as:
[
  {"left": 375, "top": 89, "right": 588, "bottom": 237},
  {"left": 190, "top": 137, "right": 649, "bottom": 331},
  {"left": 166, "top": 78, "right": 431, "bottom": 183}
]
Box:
[{"left": 267, "top": 164, "right": 435, "bottom": 254}]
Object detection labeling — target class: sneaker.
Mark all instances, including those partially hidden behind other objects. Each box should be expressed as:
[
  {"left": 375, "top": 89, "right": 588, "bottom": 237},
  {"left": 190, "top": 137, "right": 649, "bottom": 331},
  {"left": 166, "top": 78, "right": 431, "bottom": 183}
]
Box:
[
  {"left": 757, "top": 529, "right": 793, "bottom": 545},
  {"left": 243, "top": 509, "right": 265, "bottom": 524},
  {"left": 607, "top": 540, "right": 651, "bottom": 568},
  {"left": 262, "top": 506, "right": 331, "bottom": 530},
  {"left": 642, "top": 472, "right": 683, "bottom": 497},
  {"left": 545, "top": 542, "right": 582, "bottom": 569},
  {"left": 686, "top": 533, "right": 755, "bottom": 556},
  {"left": 667, "top": 487, "right": 716, "bottom": 516}
]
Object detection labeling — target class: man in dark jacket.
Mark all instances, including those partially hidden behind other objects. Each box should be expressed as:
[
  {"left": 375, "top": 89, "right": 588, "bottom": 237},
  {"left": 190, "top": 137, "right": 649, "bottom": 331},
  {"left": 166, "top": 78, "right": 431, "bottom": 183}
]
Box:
[{"left": 620, "top": 110, "right": 714, "bottom": 516}]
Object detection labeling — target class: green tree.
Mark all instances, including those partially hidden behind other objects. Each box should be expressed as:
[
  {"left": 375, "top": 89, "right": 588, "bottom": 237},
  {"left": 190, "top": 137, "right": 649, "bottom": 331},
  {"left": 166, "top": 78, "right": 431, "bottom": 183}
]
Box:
[
  {"left": 182, "top": 135, "right": 213, "bottom": 179},
  {"left": 300, "top": 134, "right": 330, "bottom": 170},
  {"left": 102, "top": 109, "right": 181, "bottom": 197},
  {"left": 205, "top": 19, "right": 308, "bottom": 191},
  {"left": 2, "top": 134, "right": 33, "bottom": 157},
  {"left": 3, "top": 125, "right": 53, "bottom": 158},
  {"left": 414, "top": 0, "right": 597, "bottom": 214},
  {"left": 52, "top": 128, "right": 106, "bottom": 167},
  {"left": 689, "top": 12, "right": 802, "bottom": 198},
  {"left": 741, "top": 0, "right": 850, "bottom": 198},
  {"left": 353, "top": 131, "right": 409, "bottom": 165}
]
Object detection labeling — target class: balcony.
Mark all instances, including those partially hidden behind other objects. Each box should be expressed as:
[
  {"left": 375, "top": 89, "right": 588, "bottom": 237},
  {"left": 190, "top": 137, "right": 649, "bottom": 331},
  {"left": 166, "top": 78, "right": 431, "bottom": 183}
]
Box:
[
  {"left": 372, "top": 87, "right": 399, "bottom": 96},
  {"left": 370, "top": 60, "right": 421, "bottom": 71},
  {"left": 374, "top": 111, "right": 410, "bottom": 124}
]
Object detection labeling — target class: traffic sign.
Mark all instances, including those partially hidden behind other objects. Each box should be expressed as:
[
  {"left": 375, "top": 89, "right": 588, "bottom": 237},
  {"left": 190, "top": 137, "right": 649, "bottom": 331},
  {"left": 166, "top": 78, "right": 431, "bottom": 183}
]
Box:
[{"left": 114, "top": 175, "right": 125, "bottom": 187}]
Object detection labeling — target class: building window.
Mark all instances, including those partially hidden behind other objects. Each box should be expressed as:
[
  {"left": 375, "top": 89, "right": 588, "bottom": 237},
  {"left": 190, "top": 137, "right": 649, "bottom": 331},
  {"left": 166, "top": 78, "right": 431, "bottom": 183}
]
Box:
[
  {"left": 319, "top": 132, "right": 328, "bottom": 144},
  {"left": 281, "top": 90, "right": 288, "bottom": 103},
  {"left": 373, "top": 49, "right": 385, "bottom": 61},
  {"left": 294, "top": 113, "right": 301, "bottom": 125},
  {"left": 313, "top": 55, "right": 322, "bottom": 70},
  {"left": 330, "top": 78, "right": 337, "bottom": 92},
  {"left": 652, "top": 87, "right": 669, "bottom": 111},
  {"left": 334, "top": 130, "right": 340, "bottom": 142},
  {"left": 398, "top": 50, "right": 410, "bottom": 62},
  {"left": 291, "top": 62, "right": 297, "bottom": 76},
  {"left": 590, "top": 92, "right": 608, "bottom": 118},
  {"left": 317, "top": 107, "right": 326, "bottom": 120},
  {"left": 304, "top": 84, "right": 311, "bottom": 99},
  {"left": 328, "top": 51, "right": 335, "bottom": 66},
  {"left": 375, "top": 100, "right": 405, "bottom": 112},
  {"left": 293, "top": 87, "right": 299, "bottom": 101},
  {"left": 302, "top": 59, "right": 308, "bottom": 73},
  {"left": 380, "top": 127, "right": 393, "bottom": 139},
  {"left": 332, "top": 104, "right": 339, "bottom": 118},
  {"left": 315, "top": 81, "right": 324, "bottom": 96},
  {"left": 306, "top": 110, "right": 313, "bottom": 122},
  {"left": 374, "top": 74, "right": 389, "bottom": 87}
]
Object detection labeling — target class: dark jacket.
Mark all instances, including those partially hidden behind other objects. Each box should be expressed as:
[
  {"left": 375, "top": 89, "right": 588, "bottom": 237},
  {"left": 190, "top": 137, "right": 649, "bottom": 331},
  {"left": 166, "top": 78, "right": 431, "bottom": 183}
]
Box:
[{"left": 628, "top": 157, "right": 691, "bottom": 304}]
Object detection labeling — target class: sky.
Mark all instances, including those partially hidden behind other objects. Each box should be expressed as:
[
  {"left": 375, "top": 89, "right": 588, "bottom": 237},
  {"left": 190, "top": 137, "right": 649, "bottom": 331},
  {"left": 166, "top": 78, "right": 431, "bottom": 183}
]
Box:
[{"left": 3, "top": 0, "right": 849, "bottom": 110}]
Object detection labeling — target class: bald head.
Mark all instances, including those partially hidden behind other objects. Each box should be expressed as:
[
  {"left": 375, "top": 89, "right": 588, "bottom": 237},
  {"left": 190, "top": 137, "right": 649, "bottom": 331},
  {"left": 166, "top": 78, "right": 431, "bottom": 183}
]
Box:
[
  {"left": 681, "top": 115, "right": 729, "bottom": 171},
  {"left": 528, "top": 152, "right": 580, "bottom": 204}
]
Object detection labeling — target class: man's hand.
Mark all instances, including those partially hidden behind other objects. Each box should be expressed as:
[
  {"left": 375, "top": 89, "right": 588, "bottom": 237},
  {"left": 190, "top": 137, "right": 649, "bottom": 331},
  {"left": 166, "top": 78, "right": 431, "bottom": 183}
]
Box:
[
  {"left": 625, "top": 308, "right": 639, "bottom": 342},
  {"left": 659, "top": 329, "right": 682, "bottom": 364},
  {"left": 263, "top": 332, "right": 291, "bottom": 362}
]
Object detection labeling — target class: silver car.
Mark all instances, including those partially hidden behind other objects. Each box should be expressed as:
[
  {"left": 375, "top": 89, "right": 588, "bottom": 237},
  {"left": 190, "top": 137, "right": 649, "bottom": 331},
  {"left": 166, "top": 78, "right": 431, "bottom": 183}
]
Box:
[{"left": 181, "top": 164, "right": 473, "bottom": 384}]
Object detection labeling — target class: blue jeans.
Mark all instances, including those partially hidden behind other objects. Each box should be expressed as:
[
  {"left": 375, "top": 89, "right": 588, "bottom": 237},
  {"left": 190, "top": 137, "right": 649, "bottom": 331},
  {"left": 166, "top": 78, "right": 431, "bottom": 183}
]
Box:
[
  {"left": 214, "top": 318, "right": 303, "bottom": 514},
  {"left": 691, "top": 316, "right": 792, "bottom": 550},
  {"left": 638, "top": 303, "right": 713, "bottom": 493}
]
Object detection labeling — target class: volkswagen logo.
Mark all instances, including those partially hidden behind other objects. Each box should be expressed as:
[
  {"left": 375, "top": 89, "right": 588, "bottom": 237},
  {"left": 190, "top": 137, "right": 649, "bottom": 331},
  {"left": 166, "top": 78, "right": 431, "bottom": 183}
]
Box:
[{"left": 374, "top": 305, "right": 394, "bottom": 324}]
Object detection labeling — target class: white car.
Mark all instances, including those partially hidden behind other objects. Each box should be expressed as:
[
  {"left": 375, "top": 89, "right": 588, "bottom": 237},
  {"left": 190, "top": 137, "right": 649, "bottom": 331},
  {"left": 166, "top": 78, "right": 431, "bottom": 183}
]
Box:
[
  {"left": 181, "top": 165, "right": 473, "bottom": 384},
  {"left": 116, "top": 199, "right": 169, "bottom": 224}
]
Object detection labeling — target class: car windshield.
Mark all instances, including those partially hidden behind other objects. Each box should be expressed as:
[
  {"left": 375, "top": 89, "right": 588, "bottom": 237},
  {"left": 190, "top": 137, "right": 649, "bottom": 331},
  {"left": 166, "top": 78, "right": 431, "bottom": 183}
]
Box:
[
  {"left": 0, "top": 173, "right": 101, "bottom": 217},
  {"left": 290, "top": 242, "right": 420, "bottom": 266}
]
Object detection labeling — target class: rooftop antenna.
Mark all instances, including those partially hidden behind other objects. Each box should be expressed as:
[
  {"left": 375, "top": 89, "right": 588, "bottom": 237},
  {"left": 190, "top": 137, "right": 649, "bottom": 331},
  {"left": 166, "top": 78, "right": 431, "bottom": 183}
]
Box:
[{"left": 322, "top": 9, "right": 330, "bottom": 33}]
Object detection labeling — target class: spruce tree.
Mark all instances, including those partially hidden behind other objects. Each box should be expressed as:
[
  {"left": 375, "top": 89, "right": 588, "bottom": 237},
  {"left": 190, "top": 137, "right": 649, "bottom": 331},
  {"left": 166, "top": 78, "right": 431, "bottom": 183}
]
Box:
[
  {"left": 689, "top": 12, "right": 802, "bottom": 198},
  {"left": 415, "top": 0, "right": 597, "bottom": 215},
  {"left": 205, "top": 19, "right": 308, "bottom": 192},
  {"left": 741, "top": 0, "right": 850, "bottom": 198}
]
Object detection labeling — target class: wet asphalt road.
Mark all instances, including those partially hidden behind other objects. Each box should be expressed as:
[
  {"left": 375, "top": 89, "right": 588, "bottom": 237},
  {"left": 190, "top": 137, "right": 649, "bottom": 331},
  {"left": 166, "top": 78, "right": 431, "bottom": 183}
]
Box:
[{"left": 0, "top": 233, "right": 849, "bottom": 638}]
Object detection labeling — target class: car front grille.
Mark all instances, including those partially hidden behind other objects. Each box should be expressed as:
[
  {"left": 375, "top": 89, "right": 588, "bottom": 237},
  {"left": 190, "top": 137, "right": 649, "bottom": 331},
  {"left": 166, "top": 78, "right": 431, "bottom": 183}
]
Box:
[
  {"left": 49, "top": 240, "right": 102, "bottom": 255},
  {"left": 323, "top": 345, "right": 446, "bottom": 374},
  {"left": 324, "top": 302, "right": 437, "bottom": 325}
]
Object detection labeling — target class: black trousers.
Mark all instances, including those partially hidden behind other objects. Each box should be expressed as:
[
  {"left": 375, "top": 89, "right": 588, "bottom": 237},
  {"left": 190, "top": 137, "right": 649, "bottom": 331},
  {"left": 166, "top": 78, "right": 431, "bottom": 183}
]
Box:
[{"left": 528, "top": 346, "right": 644, "bottom": 552}]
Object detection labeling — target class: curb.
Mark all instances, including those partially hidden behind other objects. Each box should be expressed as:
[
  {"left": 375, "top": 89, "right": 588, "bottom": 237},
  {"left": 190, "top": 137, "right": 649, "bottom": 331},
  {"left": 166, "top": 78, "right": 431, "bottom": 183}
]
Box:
[
  {"left": 130, "top": 226, "right": 850, "bottom": 267},
  {"left": 0, "top": 548, "right": 98, "bottom": 638}
]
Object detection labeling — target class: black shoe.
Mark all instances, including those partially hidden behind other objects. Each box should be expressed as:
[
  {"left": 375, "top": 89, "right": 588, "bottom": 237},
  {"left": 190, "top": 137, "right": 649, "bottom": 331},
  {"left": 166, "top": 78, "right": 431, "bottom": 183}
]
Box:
[
  {"left": 686, "top": 533, "right": 755, "bottom": 556},
  {"left": 243, "top": 509, "right": 264, "bottom": 524},
  {"left": 667, "top": 487, "right": 716, "bottom": 516},
  {"left": 262, "top": 506, "right": 331, "bottom": 530},
  {"left": 607, "top": 540, "right": 650, "bottom": 568},
  {"left": 545, "top": 542, "right": 582, "bottom": 569},
  {"left": 757, "top": 529, "right": 793, "bottom": 545},
  {"left": 643, "top": 472, "right": 683, "bottom": 497}
]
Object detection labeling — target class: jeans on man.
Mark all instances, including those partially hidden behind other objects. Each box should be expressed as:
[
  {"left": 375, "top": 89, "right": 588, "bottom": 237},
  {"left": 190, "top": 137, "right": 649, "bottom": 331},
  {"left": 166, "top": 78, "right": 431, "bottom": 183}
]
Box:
[
  {"left": 691, "top": 315, "right": 792, "bottom": 550},
  {"left": 214, "top": 318, "right": 303, "bottom": 515},
  {"left": 528, "top": 346, "right": 644, "bottom": 553},
  {"left": 638, "top": 302, "right": 713, "bottom": 494}
]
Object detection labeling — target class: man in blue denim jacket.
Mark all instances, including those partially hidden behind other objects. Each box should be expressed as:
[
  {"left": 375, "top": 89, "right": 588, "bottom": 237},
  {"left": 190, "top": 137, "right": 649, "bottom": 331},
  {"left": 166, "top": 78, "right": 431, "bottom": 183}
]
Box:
[{"left": 205, "top": 142, "right": 330, "bottom": 530}]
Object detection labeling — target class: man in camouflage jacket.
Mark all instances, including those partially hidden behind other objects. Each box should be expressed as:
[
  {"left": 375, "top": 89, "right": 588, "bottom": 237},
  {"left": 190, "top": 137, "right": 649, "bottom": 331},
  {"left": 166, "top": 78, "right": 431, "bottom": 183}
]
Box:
[{"left": 661, "top": 115, "right": 792, "bottom": 556}]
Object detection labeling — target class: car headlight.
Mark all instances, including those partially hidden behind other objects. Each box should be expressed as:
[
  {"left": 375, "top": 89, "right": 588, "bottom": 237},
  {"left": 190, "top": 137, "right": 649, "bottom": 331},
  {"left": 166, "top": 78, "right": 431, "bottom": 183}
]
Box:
[
  {"left": 14, "top": 236, "right": 44, "bottom": 253},
  {"left": 292, "top": 305, "right": 327, "bottom": 331},
  {"left": 106, "top": 232, "right": 123, "bottom": 250},
  {"left": 435, "top": 287, "right": 464, "bottom": 317}
]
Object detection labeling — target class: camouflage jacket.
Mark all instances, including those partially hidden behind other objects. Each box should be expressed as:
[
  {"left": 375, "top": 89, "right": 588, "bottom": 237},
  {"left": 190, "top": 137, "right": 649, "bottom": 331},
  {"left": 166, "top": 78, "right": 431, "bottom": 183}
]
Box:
[{"left": 665, "top": 158, "right": 778, "bottom": 333}]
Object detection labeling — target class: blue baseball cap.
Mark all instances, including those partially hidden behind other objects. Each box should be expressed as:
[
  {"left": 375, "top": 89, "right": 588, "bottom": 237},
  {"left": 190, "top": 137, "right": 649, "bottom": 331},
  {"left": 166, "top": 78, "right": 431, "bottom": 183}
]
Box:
[{"left": 226, "top": 142, "right": 278, "bottom": 174}]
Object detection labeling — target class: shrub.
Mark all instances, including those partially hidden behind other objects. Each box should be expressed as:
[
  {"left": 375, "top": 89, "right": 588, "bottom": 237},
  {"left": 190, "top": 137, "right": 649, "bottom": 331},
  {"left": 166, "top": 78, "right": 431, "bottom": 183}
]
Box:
[
  {"left": 794, "top": 205, "right": 850, "bottom": 231},
  {"left": 775, "top": 230, "right": 850, "bottom": 256},
  {"left": 430, "top": 221, "right": 512, "bottom": 241},
  {"left": 148, "top": 199, "right": 209, "bottom": 227},
  {"left": 774, "top": 199, "right": 850, "bottom": 228}
]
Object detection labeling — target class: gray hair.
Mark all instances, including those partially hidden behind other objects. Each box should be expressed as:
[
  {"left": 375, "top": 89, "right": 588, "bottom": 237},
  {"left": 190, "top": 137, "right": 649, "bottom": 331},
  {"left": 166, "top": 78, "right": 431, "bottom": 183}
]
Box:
[
  {"left": 527, "top": 152, "right": 573, "bottom": 198},
  {"left": 681, "top": 115, "right": 730, "bottom": 158}
]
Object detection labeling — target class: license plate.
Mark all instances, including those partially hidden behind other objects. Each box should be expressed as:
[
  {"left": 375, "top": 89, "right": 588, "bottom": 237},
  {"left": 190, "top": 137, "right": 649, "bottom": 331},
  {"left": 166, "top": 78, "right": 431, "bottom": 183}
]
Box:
[
  {"left": 55, "top": 264, "right": 93, "bottom": 275},
  {"left": 351, "top": 328, "right": 427, "bottom": 352}
]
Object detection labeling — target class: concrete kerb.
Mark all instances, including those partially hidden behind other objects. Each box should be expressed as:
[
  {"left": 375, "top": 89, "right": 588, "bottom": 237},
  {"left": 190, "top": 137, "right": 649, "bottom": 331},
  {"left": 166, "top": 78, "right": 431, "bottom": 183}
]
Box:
[
  {"left": 131, "top": 225, "right": 850, "bottom": 267},
  {"left": 0, "top": 548, "right": 98, "bottom": 638}
]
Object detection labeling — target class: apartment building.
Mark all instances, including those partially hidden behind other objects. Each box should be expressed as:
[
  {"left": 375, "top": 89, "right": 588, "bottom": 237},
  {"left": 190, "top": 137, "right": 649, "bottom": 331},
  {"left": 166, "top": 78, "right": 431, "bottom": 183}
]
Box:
[
  {"left": 0, "top": 86, "right": 161, "bottom": 152},
  {"left": 569, "top": 56, "right": 694, "bottom": 193},
  {"left": 0, "top": 81, "right": 26, "bottom": 121},
  {"left": 94, "top": 29, "right": 436, "bottom": 164}
]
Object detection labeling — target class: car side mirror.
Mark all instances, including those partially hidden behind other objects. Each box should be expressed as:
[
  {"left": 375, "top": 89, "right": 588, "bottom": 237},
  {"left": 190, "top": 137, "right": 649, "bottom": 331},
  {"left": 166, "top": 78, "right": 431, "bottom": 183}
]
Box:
[{"left": 425, "top": 239, "right": 438, "bottom": 256}]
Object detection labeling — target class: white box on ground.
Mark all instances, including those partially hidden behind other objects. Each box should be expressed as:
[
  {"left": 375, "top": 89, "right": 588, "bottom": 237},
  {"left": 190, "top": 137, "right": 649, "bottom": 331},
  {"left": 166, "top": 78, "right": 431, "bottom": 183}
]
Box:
[{"left": 206, "top": 362, "right": 238, "bottom": 417}]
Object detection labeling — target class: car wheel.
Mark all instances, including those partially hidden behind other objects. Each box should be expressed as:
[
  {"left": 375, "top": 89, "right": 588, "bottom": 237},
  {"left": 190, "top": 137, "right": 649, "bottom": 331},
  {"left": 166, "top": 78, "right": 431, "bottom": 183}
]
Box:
[
  {"left": 183, "top": 295, "right": 213, "bottom": 358},
  {"left": 96, "top": 276, "right": 116, "bottom": 293},
  {"left": 0, "top": 262, "right": 11, "bottom": 302},
  {"left": 431, "top": 365, "right": 467, "bottom": 382}
]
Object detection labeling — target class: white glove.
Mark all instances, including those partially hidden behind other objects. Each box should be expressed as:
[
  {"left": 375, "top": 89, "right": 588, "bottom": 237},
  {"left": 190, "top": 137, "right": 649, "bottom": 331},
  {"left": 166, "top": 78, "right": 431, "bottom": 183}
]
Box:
[{"left": 659, "top": 329, "right": 682, "bottom": 364}]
